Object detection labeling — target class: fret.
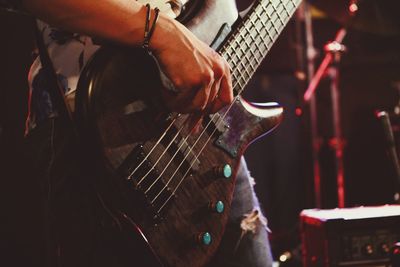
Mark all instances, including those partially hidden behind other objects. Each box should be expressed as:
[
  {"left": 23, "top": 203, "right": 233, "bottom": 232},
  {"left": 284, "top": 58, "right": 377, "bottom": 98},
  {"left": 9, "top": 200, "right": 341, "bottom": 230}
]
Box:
[
  {"left": 246, "top": 12, "right": 270, "bottom": 62},
  {"left": 243, "top": 27, "right": 261, "bottom": 66},
  {"left": 270, "top": 0, "right": 286, "bottom": 29},
  {"left": 234, "top": 55, "right": 252, "bottom": 80},
  {"left": 232, "top": 41, "right": 251, "bottom": 79},
  {"left": 255, "top": 2, "right": 284, "bottom": 49},
  {"left": 286, "top": 0, "right": 299, "bottom": 17},
  {"left": 231, "top": 72, "right": 242, "bottom": 95},
  {"left": 220, "top": 0, "right": 302, "bottom": 94},
  {"left": 271, "top": 1, "right": 289, "bottom": 29},
  {"left": 234, "top": 37, "right": 248, "bottom": 65},
  {"left": 234, "top": 37, "right": 257, "bottom": 88},
  {"left": 254, "top": 26, "right": 269, "bottom": 53},
  {"left": 260, "top": 3, "right": 284, "bottom": 46},
  {"left": 238, "top": 29, "right": 258, "bottom": 71},
  {"left": 224, "top": 38, "right": 246, "bottom": 71},
  {"left": 232, "top": 71, "right": 247, "bottom": 91},
  {"left": 261, "top": 4, "right": 280, "bottom": 36},
  {"left": 231, "top": 60, "right": 245, "bottom": 77},
  {"left": 232, "top": 52, "right": 251, "bottom": 79},
  {"left": 283, "top": 0, "right": 296, "bottom": 18},
  {"left": 226, "top": 48, "right": 242, "bottom": 75},
  {"left": 233, "top": 75, "right": 246, "bottom": 94},
  {"left": 281, "top": 0, "right": 294, "bottom": 18},
  {"left": 227, "top": 39, "right": 243, "bottom": 66},
  {"left": 254, "top": 9, "right": 273, "bottom": 47},
  {"left": 287, "top": 0, "right": 297, "bottom": 10},
  {"left": 229, "top": 65, "right": 244, "bottom": 88},
  {"left": 223, "top": 46, "right": 235, "bottom": 68}
]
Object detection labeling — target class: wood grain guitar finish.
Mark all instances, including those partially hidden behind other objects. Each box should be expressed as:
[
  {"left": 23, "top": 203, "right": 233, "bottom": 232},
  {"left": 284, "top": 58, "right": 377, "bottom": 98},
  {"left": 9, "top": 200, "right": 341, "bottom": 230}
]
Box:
[{"left": 75, "top": 0, "right": 301, "bottom": 266}]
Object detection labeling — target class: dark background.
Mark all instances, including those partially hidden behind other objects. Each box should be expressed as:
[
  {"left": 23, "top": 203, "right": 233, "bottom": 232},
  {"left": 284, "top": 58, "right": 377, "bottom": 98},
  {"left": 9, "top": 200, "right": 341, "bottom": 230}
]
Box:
[
  {"left": 0, "top": 9, "right": 41, "bottom": 267},
  {"left": 1, "top": 0, "right": 400, "bottom": 265}
]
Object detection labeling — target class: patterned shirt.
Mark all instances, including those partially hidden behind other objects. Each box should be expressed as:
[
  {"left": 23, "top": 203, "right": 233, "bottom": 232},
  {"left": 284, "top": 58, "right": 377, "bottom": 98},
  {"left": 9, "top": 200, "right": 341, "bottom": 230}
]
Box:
[{"left": 1, "top": 0, "right": 184, "bottom": 131}]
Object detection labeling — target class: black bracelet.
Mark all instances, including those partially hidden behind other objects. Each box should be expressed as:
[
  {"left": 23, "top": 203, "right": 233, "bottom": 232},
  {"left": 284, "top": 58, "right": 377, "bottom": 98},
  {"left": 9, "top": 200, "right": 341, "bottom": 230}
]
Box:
[{"left": 142, "top": 4, "right": 160, "bottom": 51}]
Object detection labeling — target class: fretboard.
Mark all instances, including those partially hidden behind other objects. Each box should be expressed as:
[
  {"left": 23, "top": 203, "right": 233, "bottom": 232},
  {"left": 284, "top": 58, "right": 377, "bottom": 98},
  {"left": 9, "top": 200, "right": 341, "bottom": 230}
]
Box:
[{"left": 219, "top": 0, "right": 302, "bottom": 95}]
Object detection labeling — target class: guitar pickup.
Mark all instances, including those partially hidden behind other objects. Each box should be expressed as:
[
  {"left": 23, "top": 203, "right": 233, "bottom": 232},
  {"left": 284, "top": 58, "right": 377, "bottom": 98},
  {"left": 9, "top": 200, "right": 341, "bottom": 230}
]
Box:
[
  {"left": 204, "top": 112, "right": 229, "bottom": 135},
  {"left": 173, "top": 138, "right": 200, "bottom": 172},
  {"left": 117, "top": 145, "right": 174, "bottom": 219},
  {"left": 162, "top": 126, "right": 201, "bottom": 173}
]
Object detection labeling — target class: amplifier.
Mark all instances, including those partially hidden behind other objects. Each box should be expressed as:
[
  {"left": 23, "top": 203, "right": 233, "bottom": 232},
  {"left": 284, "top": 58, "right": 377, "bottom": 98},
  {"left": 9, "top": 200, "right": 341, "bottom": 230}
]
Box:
[{"left": 300, "top": 205, "right": 400, "bottom": 267}]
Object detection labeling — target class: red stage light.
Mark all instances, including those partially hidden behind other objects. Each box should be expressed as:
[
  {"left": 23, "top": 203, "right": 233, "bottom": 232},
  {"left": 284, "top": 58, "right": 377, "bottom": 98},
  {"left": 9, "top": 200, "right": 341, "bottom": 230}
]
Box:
[{"left": 295, "top": 108, "right": 302, "bottom": 116}]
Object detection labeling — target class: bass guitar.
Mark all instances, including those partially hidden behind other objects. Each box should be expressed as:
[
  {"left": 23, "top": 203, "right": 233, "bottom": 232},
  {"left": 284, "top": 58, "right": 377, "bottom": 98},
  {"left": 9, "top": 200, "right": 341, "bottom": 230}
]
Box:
[{"left": 75, "top": 0, "right": 301, "bottom": 266}]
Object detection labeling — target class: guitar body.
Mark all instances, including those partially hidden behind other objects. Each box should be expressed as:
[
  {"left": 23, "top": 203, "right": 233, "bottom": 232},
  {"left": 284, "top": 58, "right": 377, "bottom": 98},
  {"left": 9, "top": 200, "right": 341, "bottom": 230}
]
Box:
[{"left": 75, "top": 0, "right": 290, "bottom": 266}]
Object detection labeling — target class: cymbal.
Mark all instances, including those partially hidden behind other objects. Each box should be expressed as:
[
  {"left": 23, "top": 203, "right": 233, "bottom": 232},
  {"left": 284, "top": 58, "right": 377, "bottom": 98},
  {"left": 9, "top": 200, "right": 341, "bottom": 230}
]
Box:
[{"left": 312, "top": 0, "right": 400, "bottom": 36}]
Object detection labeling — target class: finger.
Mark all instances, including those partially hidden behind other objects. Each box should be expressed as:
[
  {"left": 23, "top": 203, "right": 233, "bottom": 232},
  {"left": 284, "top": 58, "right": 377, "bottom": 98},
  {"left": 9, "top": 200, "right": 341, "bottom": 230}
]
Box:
[
  {"left": 191, "top": 79, "right": 212, "bottom": 112},
  {"left": 215, "top": 75, "right": 233, "bottom": 107},
  {"left": 217, "top": 63, "right": 234, "bottom": 105},
  {"left": 188, "top": 112, "right": 204, "bottom": 134},
  {"left": 203, "top": 78, "right": 221, "bottom": 113},
  {"left": 211, "top": 93, "right": 231, "bottom": 113},
  {"left": 205, "top": 55, "right": 227, "bottom": 113}
]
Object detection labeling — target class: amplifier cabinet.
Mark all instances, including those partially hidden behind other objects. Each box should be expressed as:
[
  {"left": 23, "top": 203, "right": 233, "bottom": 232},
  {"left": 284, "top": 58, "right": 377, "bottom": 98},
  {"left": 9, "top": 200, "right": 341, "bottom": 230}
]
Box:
[{"left": 300, "top": 205, "right": 400, "bottom": 267}]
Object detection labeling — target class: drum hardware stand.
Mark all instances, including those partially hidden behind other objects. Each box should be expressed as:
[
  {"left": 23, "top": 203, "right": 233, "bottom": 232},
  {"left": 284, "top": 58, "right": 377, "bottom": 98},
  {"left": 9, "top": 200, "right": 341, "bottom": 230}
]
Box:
[
  {"left": 303, "top": 26, "right": 347, "bottom": 208},
  {"left": 302, "top": 0, "right": 321, "bottom": 208},
  {"left": 376, "top": 83, "right": 400, "bottom": 204},
  {"left": 303, "top": 0, "right": 364, "bottom": 208},
  {"left": 376, "top": 111, "right": 400, "bottom": 204}
]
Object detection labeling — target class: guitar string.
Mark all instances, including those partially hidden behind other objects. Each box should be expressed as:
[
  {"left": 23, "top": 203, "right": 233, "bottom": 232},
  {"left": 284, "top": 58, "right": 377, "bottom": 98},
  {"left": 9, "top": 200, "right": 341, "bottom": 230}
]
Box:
[
  {"left": 154, "top": 0, "right": 297, "bottom": 213},
  {"left": 150, "top": 0, "right": 289, "bottom": 207},
  {"left": 147, "top": 21, "right": 270, "bottom": 202},
  {"left": 143, "top": 69, "right": 250, "bottom": 196},
  {"left": 136, "top": 82, "right": 240, "bottom": 193},
  {"left": 125, "top": 0, "right": 292, "bottom": 206},
  {"left": 156, "top": 5, "right": 294, "bottom": 214},
  {"left": 144, "top": 64, "right": 252, "bottom": 197},
  {"left": 229, "top": 1, "right": 283, "bottom": 83},
  {"left": 152, "top": 55, "right": 263, "bottom": 209},
  {"left": 135, "top": 114, "right": 188, "bottom": 186},
  {"left": 128, "top": 16, "right": 263, "bottom": 187},
  {"left": 144, "top": 117, "right": 199, "bottom": 194},
  {"left": 133, "top": 8, "right": 266, "bottom": 192},
  {"left": 126, "top": 12, "right": 261, "bottom": 186},
  {"left": 127, "top": 115, "right": 179, "bottom": 181},
  {"left": 146, "top": 62, "right": 254, "bottom": 201},
  {"left": 128, "top": 0, "right": 292, "bottom": 187},
  {"left": 156, "top": 97, "right": 241, "bottom": 213}
]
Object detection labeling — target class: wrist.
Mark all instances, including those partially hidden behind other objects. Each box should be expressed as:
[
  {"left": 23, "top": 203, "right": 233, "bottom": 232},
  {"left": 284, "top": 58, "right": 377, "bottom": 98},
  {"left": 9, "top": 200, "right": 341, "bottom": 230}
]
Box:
[
  {"left": 147, "top": 12, "right": 177, "bottom": 54},
  {"left": 142, "top": 4, "right": 159, "bottom": 50}
]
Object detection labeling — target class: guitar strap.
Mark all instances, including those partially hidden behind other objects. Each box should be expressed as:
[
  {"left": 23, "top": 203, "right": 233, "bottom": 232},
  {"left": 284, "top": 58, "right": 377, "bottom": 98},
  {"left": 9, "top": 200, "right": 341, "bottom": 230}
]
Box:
[{"left": 33, "top": 20, "right": 76, "bottom": 133}]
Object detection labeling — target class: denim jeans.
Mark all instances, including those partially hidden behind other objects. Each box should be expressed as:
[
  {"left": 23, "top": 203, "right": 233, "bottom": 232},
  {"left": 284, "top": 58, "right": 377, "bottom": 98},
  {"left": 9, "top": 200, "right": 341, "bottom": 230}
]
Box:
[
  {"left": 23, "top": 118, "right": 273, "bottom": 267},
  {"left": 208, "top": 158, "right": 273, "bottom": 267}
]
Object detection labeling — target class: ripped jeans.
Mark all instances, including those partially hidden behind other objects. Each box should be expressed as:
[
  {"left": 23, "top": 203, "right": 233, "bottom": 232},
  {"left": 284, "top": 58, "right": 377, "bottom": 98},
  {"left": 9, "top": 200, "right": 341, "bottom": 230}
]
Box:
[
  {"left": 208, "top": 158, "right": 273, "bottom": 267},
  {"left": 23, "top": 118, "right": 273, "bottom": 267}
]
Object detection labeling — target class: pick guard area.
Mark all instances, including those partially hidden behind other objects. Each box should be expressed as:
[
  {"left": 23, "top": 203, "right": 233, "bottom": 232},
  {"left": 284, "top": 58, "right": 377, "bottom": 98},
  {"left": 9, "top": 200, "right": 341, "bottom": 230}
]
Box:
[{"left": 215, "top": 97, "right": 283, "bottom": 157}]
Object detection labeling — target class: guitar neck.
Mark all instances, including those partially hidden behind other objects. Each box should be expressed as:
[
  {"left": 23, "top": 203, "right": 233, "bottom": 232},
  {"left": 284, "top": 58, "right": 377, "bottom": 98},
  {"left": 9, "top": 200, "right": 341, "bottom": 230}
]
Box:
[{"left": 218, "top": 0, "right": 302, "bottom": 95}]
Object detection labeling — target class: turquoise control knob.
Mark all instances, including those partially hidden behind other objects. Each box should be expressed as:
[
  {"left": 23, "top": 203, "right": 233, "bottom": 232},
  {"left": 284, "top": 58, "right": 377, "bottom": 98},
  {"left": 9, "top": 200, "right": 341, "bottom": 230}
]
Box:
[
  {"left": 214, "top": 164, "right": 232, "bottom": 179},
  {"left": 199, "top": 232, "right": 212, "bottom": 246},
  {"left": 223, "top": 164, "right": 232, "bottom": 178},
  {"left": 209, "top": 201, "right": 225, "bottom": 214}
]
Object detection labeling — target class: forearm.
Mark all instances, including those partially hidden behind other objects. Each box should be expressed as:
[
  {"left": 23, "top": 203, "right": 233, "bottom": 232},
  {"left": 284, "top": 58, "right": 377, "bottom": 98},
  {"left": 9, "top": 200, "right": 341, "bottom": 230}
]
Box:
[
  {"left": 21, "top": 0, "right": 233, "bottom": 113},
  {"left": 21, "top": 0, "right": 173, "bottom": 51}
]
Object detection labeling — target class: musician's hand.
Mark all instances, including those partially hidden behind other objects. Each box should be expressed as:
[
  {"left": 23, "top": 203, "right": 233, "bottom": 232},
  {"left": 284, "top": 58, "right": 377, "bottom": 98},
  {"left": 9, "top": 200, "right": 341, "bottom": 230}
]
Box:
[
  {"left": 22, "top": 0, "right": 232, "bottom": 113},
  {"left": 150, "top": 14, "right": 233, "bottom": 114}
]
